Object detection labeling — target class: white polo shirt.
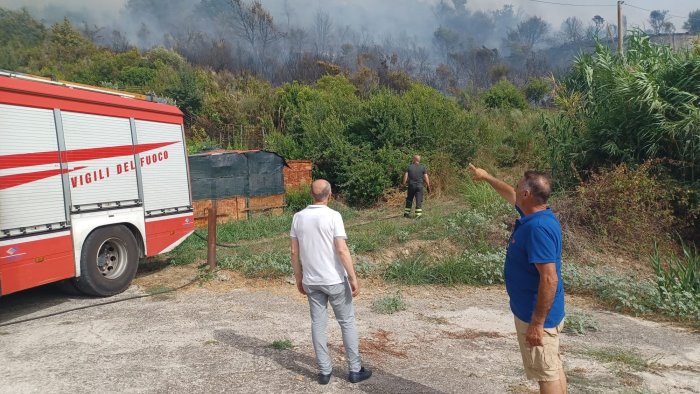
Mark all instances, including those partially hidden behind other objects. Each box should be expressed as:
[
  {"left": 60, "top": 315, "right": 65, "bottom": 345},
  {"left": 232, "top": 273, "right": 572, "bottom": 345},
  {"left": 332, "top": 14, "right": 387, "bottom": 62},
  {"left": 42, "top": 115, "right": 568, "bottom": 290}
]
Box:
[{"left": 290, "top": 204, "right": 348, "bottom": 286}]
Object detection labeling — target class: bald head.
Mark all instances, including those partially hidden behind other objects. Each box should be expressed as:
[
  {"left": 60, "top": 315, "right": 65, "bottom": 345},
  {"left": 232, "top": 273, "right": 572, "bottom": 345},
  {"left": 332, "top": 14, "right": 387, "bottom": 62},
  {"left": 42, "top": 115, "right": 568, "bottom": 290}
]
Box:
[
  {"left": 311, "top": 179, "right": 332, "bottom": 203},
  {"left": 412, "top": 155, "right": 421, "bottom": 164},
  {"left": 522, "top": 170, "right": 551, "bottom": 205}
]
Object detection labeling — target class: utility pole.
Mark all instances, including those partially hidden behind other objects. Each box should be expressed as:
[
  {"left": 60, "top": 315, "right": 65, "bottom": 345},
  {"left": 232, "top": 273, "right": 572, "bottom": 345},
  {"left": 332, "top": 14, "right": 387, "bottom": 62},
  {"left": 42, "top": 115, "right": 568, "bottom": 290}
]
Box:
[{"left": 617, "top": 1, "right": 624, "bottom": 55}]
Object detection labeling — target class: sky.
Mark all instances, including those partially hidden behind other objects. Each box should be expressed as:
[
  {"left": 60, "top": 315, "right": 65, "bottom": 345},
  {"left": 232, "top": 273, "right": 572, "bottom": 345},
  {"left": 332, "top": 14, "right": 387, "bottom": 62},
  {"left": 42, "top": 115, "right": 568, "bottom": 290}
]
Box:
[{"left": 0, "top": 0, "right": 697, "bottom": 34}]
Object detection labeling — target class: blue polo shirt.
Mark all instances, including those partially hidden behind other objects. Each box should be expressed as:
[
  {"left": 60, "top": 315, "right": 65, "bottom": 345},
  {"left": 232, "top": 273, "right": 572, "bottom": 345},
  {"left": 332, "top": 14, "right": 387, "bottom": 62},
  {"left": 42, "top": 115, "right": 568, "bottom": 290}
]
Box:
[{"left": 504, "top": 206, "right": 565, "bottom": 328}]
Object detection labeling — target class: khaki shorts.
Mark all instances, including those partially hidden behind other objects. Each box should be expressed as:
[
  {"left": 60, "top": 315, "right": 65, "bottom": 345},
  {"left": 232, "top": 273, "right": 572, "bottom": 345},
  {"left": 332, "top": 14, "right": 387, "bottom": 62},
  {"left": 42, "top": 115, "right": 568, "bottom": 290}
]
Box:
[{"left": 514, "top": 316, "right": 564, "bottom": 381}]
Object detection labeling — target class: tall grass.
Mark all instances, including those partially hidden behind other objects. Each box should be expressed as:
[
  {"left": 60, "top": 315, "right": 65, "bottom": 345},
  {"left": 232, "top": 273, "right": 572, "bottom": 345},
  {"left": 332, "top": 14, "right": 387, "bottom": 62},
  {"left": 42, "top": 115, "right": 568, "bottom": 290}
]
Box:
[
  {"left": 650, "top": 243, "right": 700, "bottom": 320},
  {"left": 215, "top": 213, "right": 293, "bottom": 243},
  {"left": 220, "top": 250, "right": 292, "bottom": 278},
  {"left": 384, "top": 248, "right": 505, "bottom": 286}
]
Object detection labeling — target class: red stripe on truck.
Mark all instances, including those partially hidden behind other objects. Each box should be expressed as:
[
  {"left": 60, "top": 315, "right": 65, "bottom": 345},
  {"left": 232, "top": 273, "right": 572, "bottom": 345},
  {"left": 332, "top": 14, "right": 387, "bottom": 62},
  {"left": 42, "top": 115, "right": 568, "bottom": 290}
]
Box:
[
  {"left": 0, "top": 142, "right": 178, "bottom": 170},
  {"left": 0, "top": 233, "right": 75, "bottom": 295},
  {"left": 0, "top": 167, "right": 86, "bottom": 190}
]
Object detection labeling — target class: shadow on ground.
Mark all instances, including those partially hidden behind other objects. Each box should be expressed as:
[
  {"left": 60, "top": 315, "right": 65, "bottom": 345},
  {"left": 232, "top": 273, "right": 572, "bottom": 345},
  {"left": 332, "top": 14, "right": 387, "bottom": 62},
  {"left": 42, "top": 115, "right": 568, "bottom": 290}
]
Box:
[
  {"left": 0, "top": 284, "right": 76, "bottom": 324},
  {"left": 214, "top": 329, "right": 445, "bottom": 393}
]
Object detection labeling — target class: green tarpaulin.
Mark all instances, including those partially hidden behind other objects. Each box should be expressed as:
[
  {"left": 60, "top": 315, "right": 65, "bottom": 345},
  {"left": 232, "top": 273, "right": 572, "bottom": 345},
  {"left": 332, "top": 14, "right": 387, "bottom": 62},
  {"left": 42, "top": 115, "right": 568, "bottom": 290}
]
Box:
[{"left": 188, "top": 151, "right": 285, "bottom": 200}]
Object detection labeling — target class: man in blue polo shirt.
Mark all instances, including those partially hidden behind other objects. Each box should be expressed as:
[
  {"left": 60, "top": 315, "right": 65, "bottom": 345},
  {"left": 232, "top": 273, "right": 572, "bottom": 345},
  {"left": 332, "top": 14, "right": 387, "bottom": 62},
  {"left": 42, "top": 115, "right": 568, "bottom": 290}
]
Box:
[{"left": 468, "top": 164, "right": 566, "bottom": 394}]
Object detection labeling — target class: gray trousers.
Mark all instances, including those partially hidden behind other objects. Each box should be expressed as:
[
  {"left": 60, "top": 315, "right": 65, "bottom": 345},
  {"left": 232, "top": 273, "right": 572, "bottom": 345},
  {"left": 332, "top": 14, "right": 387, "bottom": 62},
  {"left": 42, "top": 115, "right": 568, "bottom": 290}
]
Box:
[{"left": 304, "top": 279, "right": 361, "bottom": 374}]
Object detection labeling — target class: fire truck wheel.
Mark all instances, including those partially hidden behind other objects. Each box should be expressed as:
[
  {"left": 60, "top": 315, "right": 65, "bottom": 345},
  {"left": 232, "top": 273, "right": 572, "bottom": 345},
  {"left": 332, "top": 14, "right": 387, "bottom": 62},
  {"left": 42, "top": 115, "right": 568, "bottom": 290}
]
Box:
[{"left": 76, "top": 225, "right": 140, "bottom": 296}]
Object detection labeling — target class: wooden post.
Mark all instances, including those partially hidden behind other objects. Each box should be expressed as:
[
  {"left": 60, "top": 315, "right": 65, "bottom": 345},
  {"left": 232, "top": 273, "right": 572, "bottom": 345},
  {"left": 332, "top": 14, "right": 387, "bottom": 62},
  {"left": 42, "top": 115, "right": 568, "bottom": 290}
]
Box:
[
  {"left": 617, "top": 1, "right": 624, "bottom": 55},
  {"left": 207, "top": 199, "right": 218, "bottom": 269}
]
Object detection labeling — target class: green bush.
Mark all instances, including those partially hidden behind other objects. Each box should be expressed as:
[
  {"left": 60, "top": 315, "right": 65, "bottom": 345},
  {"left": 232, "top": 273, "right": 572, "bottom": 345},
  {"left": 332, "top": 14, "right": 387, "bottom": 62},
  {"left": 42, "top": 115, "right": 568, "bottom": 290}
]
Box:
[
  {"left": 340, "top": 159, "right": 391, "bottom": 207},
  {"left": 563, "top": 162, "right": 675, "bottom": 242},
  {"left": 550, "top": 34, "right": 700, "bottom": 234},
  {"left": 524, "top": 77, "right": 551, "bottom": 103},
  {"left": 285, "top": 185, "right": 312, "bottom": 213},
  {"left": 482, "top": 80, "right": 528, "bottom": 110}
]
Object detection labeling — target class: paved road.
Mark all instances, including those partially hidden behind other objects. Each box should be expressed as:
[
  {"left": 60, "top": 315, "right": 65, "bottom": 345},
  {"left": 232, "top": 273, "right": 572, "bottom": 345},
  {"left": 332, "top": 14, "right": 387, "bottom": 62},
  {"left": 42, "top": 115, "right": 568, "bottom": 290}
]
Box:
[{"left": 1, "top": 281, "right": 698, "bottom": 394}]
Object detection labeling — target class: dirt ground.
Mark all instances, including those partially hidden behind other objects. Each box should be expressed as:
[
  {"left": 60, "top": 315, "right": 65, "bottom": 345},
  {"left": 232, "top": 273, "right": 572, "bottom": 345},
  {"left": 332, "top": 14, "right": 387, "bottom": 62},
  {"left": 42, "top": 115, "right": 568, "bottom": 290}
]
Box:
[{"left": 1, "top": 265, "right": 698, "bottom": 394}]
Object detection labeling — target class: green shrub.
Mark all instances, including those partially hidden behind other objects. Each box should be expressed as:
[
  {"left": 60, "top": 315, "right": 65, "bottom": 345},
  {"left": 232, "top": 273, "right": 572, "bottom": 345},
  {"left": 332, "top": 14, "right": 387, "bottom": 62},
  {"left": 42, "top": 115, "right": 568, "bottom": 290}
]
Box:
[
  {"left": 340, "top": 159, "right": 391, "bottom": 207},
  {"left": 551, "top": 34, "right": 700, "bottom": 235},
  {"left": 482, "top": 80, "right": 528, "bottom": 110},
  {"left": 563, "top": 162, "right": 675, "bottom": 242},
  {"left": 285, "top": 185, "right": 312, "bottom": 213},
  {"left": 524, "top": 77, "right": 551, "bottom": 103}
]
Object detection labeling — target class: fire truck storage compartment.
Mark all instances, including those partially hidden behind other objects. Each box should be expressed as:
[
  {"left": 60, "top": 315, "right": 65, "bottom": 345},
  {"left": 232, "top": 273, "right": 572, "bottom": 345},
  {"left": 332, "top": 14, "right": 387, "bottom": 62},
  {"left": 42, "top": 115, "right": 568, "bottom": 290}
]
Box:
[{"left": 0, "top": 104, "right": 67, "bottom": 234}]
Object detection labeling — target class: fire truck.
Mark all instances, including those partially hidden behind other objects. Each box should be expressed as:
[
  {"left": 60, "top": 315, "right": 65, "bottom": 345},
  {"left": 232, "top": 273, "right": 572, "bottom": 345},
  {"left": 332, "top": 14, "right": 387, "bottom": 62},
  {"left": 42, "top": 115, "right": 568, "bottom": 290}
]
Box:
[{"left": 0, "top": 71, "right": 194, "bottom": 296}]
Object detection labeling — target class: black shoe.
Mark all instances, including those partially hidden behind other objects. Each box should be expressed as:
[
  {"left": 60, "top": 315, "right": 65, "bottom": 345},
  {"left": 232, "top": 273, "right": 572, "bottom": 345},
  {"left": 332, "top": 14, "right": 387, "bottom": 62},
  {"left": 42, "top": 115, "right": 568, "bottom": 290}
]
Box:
[
  {"left": 348, "top": 367, "right": 372, "bottom": 383},
  {"left": 403, "top": 213, "right": 411, "bottom": 218},
  {"left": 318, "top": 373, "right": 331, "bottom": 385}
]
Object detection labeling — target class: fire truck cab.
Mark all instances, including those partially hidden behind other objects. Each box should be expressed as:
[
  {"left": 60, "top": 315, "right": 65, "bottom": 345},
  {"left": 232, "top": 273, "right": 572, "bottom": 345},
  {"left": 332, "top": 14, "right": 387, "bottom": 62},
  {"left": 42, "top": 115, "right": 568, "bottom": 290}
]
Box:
[{"left": 0, "top": 71, "right": 194, "bottom": 296}]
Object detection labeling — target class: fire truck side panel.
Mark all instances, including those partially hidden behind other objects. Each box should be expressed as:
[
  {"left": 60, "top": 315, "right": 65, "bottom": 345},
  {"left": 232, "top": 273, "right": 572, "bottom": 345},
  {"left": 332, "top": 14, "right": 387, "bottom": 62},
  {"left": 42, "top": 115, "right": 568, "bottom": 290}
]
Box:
[
  {"left": 61, "top": 111, "right": 139, "bottom": 210},
  {"left": 0, "top": 232, "right": 74, "bottom": 295},
  {"left": 0, "top": 104, "right": 67, "bottom": 232},
  {"left": 69, "top": 207, "right": 147, "bottom": 277},
  {"left": 134, "top": 120, "right": 191, "bottom": 213},
  {"left": 145, "top": 213, "right": 195, "bottom": 256},
  {"left": 0, "top": 73, "right": 192, "bottom": 296}
]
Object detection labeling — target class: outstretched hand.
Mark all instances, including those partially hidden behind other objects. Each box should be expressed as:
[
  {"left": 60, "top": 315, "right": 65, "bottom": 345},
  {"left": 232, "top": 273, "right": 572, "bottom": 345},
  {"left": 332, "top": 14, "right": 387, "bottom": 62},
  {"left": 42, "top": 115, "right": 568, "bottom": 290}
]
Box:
[{"left": 468, "top": 163, "right": 490, "bottom": 181}]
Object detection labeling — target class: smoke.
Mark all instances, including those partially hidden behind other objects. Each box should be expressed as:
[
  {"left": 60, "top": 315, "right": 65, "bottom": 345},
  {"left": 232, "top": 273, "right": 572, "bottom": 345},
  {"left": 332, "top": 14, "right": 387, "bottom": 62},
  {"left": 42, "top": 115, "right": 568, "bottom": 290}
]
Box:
[
  {"left": 0, "top": 0, "right": 697, "bottom": 86},
  {"left": 1, "top": 0, "right": 695, "bottom": 43}
]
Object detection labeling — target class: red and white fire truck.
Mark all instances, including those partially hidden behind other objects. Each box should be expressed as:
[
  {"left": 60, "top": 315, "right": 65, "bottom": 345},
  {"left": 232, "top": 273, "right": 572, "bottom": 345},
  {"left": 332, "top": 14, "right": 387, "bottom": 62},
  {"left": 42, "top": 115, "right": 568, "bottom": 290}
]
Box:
[{"left": 0, "top": 71, "right": 194, "bottom": 296}]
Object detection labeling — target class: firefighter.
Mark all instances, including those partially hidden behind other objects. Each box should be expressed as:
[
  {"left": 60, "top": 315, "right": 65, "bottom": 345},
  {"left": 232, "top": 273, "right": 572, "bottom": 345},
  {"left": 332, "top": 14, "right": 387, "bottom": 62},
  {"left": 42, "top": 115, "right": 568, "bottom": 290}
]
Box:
[{"left": 402, "top": 155, "right": 431, "bottom": 218}]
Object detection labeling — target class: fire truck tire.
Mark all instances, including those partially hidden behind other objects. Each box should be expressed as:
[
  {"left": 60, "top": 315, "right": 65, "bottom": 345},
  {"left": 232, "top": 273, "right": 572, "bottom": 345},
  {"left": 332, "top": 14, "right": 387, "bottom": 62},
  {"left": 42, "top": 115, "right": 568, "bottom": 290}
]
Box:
[{"left": 75, "top": 225, "right": 140, "bottom": 297}]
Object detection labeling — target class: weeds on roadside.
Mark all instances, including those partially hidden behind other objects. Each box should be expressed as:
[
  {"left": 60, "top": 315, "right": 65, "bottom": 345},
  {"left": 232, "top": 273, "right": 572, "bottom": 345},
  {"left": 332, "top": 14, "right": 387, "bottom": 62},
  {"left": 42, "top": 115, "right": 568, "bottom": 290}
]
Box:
[
  {"left": 197, "top": 264, "right": 218, "bottom": 282},
  {"left": 166, "top": 235, "right": 206, "bottom": 265},
  {"left": 220, "top": 251, "right": 292, "bottom": 278},
  {"left": 564, "top": 246, "right": 700, "bottom": 324},
  {"left": 384, "top": 248, "right": 505, "bottom": 286},
  {"left": 216, "top": 213, "right": 293, "bottom": 243},
  {"left": 650, "top": 243, "right": 700, "bottom": 320},
  {"left": 563, "top": 264, "right": 656, "bottom": 316},
  {"left": 372, "top": 290, "right": 408, "bottom": 314},
  {"left": 270, "top": 339, "right": 293, "bottom": 350},
  {"left": 563, "top": 311, "right": 599, "bottom": 335},
  {"left": 584, "top": 347, "right": 653, "bottom": 372}
]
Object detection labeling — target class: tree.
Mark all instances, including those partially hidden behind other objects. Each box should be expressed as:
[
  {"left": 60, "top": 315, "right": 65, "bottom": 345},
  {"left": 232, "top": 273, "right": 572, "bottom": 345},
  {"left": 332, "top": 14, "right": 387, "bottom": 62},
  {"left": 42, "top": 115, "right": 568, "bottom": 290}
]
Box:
[
  {"left": 662, "top": 21, "right": 676, "bottom": 35},
  {"left": 561, "top": 16, "right": 584, "bottom": 43},
  {"left": 683, "top": 9, "right": 700, "bottom": 34},
  {"left": 649, "top": 10, "right": 669, "bottom": 35},
  {"left": 589, "top": 15, "right": 605, "bottom": 40},
  {"left": 505, "top": 16, "right": 549, "bottom": 57},
  {"left": 313, "top": 10, "right": 333, "bottom": 56}
]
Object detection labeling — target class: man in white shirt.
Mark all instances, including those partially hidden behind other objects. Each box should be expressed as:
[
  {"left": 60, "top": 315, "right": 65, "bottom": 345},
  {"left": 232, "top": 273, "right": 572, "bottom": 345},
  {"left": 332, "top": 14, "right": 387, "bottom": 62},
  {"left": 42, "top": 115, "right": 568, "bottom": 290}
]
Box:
[{"left": 290, "top": 179, "right": 372, "bottom": 385}]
